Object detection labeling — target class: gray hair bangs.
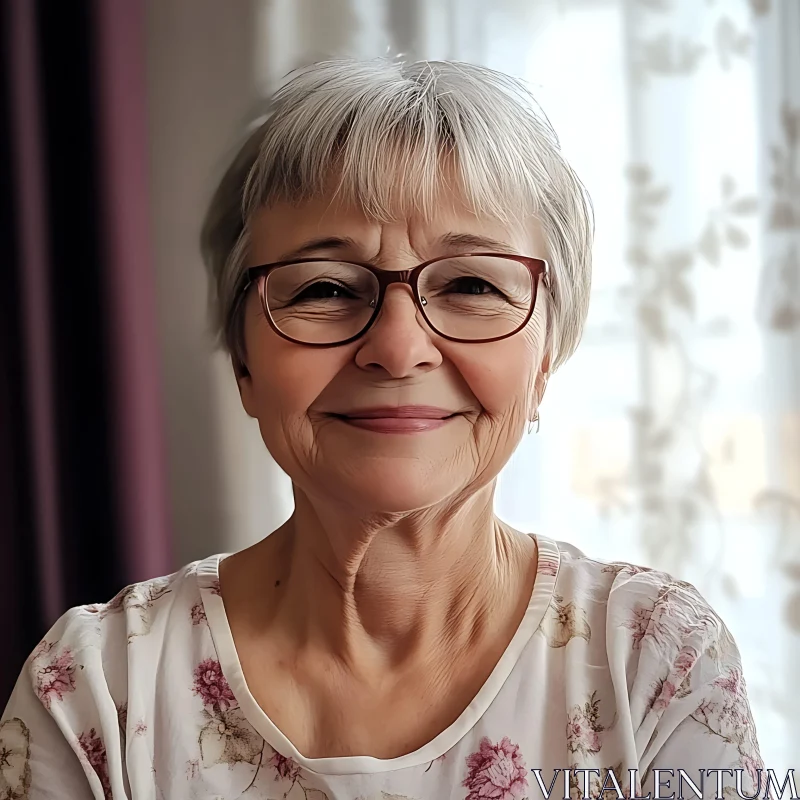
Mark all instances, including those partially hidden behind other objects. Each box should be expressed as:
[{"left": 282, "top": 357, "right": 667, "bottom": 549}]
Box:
[{"left": 201, "top": 58, "right": 594, "bottom": 376}]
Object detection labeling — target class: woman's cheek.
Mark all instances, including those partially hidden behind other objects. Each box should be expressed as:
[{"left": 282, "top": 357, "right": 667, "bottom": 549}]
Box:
[
  {"left": 446, "top": 343, "right": 534, "bottom": 416},
  {"left": 256, "top": 349, "right": 358, "bottom": 423}
]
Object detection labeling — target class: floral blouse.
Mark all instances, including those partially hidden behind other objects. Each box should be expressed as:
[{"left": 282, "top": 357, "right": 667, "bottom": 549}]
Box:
[{"left": 1, "top": 533, "right": 766, "bottom": 800}]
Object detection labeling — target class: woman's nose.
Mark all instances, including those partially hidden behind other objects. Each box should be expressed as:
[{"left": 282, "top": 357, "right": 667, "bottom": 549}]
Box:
[{"left": 353, "top": 284, "right": 443, "bottom": 377}]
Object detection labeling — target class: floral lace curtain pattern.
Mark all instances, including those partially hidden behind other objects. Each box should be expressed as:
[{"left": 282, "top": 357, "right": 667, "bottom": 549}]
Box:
[{"left": 255, "top": 0, "right": 798, "bottom": 770}]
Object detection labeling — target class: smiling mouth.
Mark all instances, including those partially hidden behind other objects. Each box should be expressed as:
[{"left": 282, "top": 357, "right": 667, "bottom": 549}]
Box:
[
  {"left": 328, "top": 408, "right": 462, "bottom": 433},
  {"left": 332, "top": 406, "right": 459, "bottom": 420}
]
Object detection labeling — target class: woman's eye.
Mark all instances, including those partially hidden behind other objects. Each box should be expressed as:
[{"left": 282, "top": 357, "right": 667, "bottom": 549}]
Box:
[
  {"left": 449, "top": 277, "right": 500, "bottom": 295},
  {"left": 296, "top": 281, "right": 354, "bottom": 300}
]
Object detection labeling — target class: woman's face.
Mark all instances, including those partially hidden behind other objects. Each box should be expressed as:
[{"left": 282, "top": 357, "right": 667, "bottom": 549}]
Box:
[{"left": 238, "top": 187, "right": 550, "bottom": 513}]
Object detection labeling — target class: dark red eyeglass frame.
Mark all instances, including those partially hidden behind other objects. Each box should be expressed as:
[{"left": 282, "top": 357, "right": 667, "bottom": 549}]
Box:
[{"left": 237, "top": 253, "right": 550, "bottom": 347}]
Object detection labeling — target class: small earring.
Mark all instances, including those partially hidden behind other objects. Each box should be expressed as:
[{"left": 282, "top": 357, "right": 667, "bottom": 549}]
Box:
[{"left": 528, "top": 411, "right": 540, "bottom": 435}]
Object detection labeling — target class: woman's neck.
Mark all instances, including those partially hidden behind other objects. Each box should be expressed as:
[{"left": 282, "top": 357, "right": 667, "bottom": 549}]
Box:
[{"left": 225, "top": 484, "right": 537, "bottom": 681}]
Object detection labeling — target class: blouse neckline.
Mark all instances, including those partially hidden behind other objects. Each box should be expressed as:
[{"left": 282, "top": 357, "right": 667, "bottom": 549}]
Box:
[{"left": 195, "top": 531, "right": 560, "bottom": 776}]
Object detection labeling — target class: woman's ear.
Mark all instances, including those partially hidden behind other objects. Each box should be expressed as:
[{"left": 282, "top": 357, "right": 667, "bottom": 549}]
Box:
[
  {"left": 234, "top": 362, "right": 258, "bottom": 419},
  {"left": 540, "top": 348, "right": 552, "bottom": 378},
  {"left": 531, "top": 352, "right": 551, "bottom": 416}
]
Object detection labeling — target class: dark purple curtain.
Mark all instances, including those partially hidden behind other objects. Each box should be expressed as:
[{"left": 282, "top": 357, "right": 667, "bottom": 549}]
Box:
[{"left": 0, "top": 0, "right": 172, "bottom": 706}]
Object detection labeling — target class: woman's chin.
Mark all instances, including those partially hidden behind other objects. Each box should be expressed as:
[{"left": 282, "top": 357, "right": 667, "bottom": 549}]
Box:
[{"left": 322, "top": 463, "right": 462, "bottom": 513}]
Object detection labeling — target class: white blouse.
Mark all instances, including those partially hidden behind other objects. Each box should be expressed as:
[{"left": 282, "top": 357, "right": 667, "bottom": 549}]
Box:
[{"left": 1, "top": 533, "right": 766, "bottom": 800}]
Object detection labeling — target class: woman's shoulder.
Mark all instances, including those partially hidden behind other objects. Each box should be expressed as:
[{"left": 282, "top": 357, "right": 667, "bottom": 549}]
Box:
[
  {"left": 550, "top": 535, "right": 716, "bottom": 607},
  {"left": 545, "top": 534, "right": 740, "bottom": 679},
  {"left": 50, "top": 558, "right": 208, "bottom": 638},
  {"left": 535, "top": 537, "right": 762, "bottom": 783},
  {"left": 19, "top": 556, "right": 222, "bottom": 710},
  {"left": 1, "top": 556, "right": 232, "bottom": 796}
]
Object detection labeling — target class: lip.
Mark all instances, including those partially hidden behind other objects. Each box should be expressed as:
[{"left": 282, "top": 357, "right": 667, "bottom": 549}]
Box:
[
  {"left": 330, "top": 406, "right": 460, "bottom": 434},
  {"left": 336, "top": 406, "right": 457, "bottom": 419}
]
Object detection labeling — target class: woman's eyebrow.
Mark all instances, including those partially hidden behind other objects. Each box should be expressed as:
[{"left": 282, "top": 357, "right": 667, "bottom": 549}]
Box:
[
  {"left": 276, "top": 236, "right": 360, "bottom": 261},
  {"left": 436, "top": 233, "right": 519, "bottom": 255},
  {"left": 275, "top": 232, "right": 519, "bottom": 262}
]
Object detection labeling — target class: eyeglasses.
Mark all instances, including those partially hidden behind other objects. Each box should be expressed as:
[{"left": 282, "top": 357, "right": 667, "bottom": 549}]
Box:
[{"left": 238, "top": 253, "right": 549, "bottom": 347}]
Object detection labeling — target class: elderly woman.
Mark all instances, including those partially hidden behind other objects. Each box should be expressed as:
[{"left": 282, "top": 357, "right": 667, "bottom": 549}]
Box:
[{"left": 2, "top": 59, "right": 764, "bottom": 800}]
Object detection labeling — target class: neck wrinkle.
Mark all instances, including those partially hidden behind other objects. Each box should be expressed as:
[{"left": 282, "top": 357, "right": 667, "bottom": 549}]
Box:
[{"left": 263, "top": 484, "right": 533, "bottom": 675}]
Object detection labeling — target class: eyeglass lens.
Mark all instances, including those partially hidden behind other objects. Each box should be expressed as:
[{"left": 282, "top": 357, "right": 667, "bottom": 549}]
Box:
[{"left": 262, "top": 255, "right": 534, "bottom": 344}]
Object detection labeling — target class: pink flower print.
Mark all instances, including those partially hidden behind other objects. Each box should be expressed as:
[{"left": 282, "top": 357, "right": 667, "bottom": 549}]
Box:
[
  {"left": 539, "top": 594, "right": 592, "bottom": 648},
  {"left": 650, "top": 679, "right": 678, "bottom": 713},
  {"left": 741, "top": 753, "right": 761, "bottom": 785},
  {"left": 621, "top": 775, "right": 644, "bottom": 799},
  {"left": 33, "top": 645, "right": 77, "bottom": 709},
  {"left": 208, "top": 579, "right": 222, "bottom": 596},
  {"left": 621, "top": 604, "right": 655, "bottom": 649},
  {"left": 425, "top": 752, "right": 448, "bottom": 772},
  {"left": 462, "top": 736, "right": 528, "bottom": 800},
  {"left": 199, "top": 708, "right": 263, "bottom": 768},
  {"left": 108, "top": 577, "right": 172, "bottom": 615},
  {"left": 86, "top": 579, "right": 172, "bottom": 641},
  {"left": 601, "top": 563, "right": 652, "bottom": 578},
  {"left": 566, "top": 691, "right": 607, "bottom": 757},
  {"left": 31, "top": 639, "right": 51, "bottom": 659},
  {"left": 268, "top": 748, "right": 301, "bottom": 782},
  {"left": 652, "top": 645, "right": 698, "bottom": 706},
  {"left": 78, "top": 729, "right": 111, "bottom": 799},
  {"left": 537, "top": 554, "right": 559, "bottom": 577},
  {"left": 192, "top": 659, "right": 236, "bottom": 713},
  {"left": 190, "top": 602, "right": 207, "bottom": 626},
  {"left": 674, "top": 646, "right": 697, "bottom": 678},
  {"left": 695, "top": 698, "right": 718, "bottom": 720},
  {"left": 713, "top": 668, "right": 757, "bottom": 735},
  {"left": 0, "top": 717, "right": 32, "bottom": 799},
  {"left": 673, "top": 587, "right": 720, "bottom": 640},
  {"left": 569, "top": 765, "right": 628, "bottom": 800},
  {"left": 740, "top": 752, "right": 767, "bottom": 798},
  {"left": 134, "top": 720, "right": 148, "bottom": 737},
  {"left": 566, "top": 709, "right": 602, "bottom": 756},
  {"left": 714, "top": 667, "right": 743, "bottom": 697},
  {"left": 105, "top": 584, "right": 136, "bottom": 613}
]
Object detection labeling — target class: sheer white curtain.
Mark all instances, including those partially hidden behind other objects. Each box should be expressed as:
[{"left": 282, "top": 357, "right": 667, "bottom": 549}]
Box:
[{"left": 239, "top": 0, "right": 797, "bottom": 769}]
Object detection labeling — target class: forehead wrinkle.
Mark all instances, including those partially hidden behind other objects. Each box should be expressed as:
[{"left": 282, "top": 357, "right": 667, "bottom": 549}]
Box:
[{"left": 374, "top": 219, "right": 422, "bottom": 268}]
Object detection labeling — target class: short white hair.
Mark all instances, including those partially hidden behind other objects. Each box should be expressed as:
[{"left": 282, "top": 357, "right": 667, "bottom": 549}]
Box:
[{"left": 201, "top": 58, "right": 594, "bottom": 376}]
